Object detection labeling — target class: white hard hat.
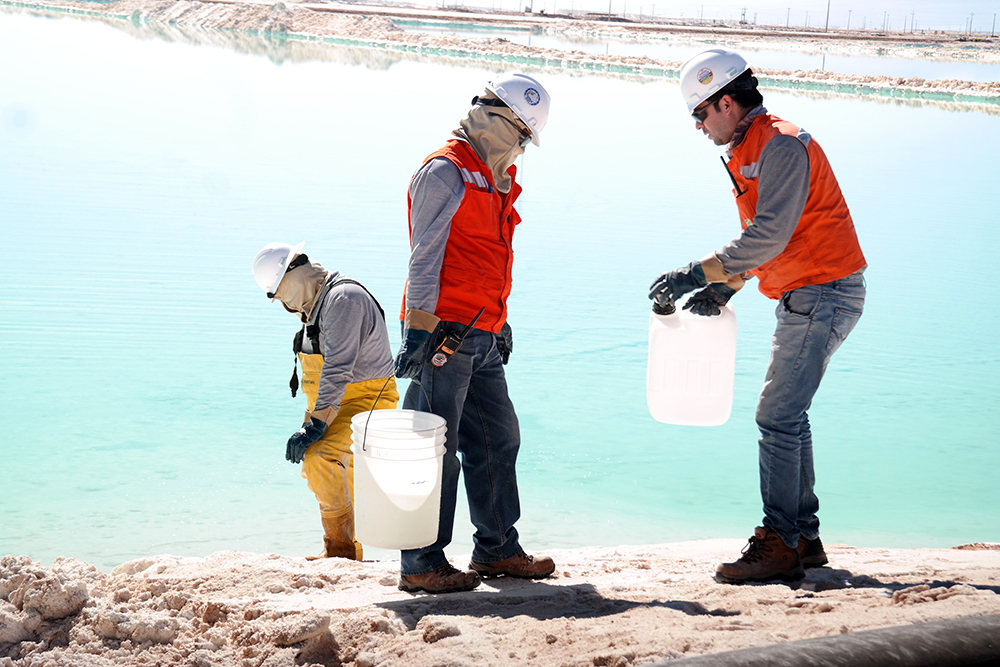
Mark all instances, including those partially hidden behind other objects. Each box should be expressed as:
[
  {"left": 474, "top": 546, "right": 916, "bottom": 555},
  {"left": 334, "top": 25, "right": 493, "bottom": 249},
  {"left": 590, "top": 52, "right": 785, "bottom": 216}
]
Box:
[
  {"left": 485, "top": 73, "right": 550, "bottom": 146},
  {"left": 679, "top": 49, "right": 750, "bottom": 113},
  {"left": 252, "top": 241, "right": 305, "bottom": 299}
]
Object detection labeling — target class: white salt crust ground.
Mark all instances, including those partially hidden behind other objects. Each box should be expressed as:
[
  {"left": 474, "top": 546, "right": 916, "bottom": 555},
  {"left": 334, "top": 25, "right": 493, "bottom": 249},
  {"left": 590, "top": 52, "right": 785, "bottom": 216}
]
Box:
[{"left": 3, "top": 541, "right": 999, "bottom": 666}]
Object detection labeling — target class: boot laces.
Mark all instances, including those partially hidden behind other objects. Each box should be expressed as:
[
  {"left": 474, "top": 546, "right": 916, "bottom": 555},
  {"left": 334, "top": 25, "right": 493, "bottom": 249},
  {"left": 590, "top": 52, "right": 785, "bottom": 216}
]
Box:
[
  {"left": 434, "top": 563, "right": 463, "bottom": 577},
  {"left": 738, "top": 534, "right": 773, "bottom": 564}
]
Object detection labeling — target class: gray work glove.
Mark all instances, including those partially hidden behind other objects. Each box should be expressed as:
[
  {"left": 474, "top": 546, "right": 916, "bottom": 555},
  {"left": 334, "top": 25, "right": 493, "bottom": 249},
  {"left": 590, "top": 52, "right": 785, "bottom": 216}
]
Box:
[
  {"left": 648, "top": 261, "right": 707, "bottom": 313},
  {"left": 496, "top": 323, "right": 513, "bottom": 365},
  {"left": 286, "top": 417, "right": 327, "bottom": 464},
  {"left": 394, "top": 328, "right": 432, "bottom": 379},
  {"left": 684, "top": 283, "right": 737, "bottom": 317}
]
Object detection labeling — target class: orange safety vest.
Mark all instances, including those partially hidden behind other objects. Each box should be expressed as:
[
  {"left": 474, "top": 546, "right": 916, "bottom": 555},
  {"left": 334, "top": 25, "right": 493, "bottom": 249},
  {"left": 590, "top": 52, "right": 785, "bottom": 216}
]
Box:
[
  {"left": 727, "top": 114, "right": 866, "bottom": 299},
  {"left": 401, "top": 139, "right": 522, "bottom": 333}
]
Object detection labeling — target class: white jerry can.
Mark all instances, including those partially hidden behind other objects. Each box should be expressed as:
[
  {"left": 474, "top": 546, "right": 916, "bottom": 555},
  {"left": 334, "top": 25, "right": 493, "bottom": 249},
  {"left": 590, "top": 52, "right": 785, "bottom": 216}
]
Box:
[{"left": 646, "top": 298, "right": 737, "bottom": 426}]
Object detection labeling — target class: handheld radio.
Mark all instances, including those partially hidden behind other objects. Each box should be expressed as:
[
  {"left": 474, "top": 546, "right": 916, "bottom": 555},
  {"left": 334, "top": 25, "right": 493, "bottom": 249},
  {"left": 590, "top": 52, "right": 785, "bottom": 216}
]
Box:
[{"left": 430, "top": 307, "right": 486, "bottom": 368}]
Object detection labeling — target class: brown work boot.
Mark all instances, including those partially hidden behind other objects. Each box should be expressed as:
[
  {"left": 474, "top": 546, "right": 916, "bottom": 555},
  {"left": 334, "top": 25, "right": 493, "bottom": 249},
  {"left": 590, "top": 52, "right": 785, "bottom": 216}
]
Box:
[
  {"left": 796, "top": 535, "right": 829, "bottom": 568},
  {"left": 398, "top": 564, "right": 481, "bottom": 594},
  {"left": 715, "top": 527, "right": 805, "bottom": 584},
  {"left": 470, "top": 551, "right": 556, "bottom": 579}
]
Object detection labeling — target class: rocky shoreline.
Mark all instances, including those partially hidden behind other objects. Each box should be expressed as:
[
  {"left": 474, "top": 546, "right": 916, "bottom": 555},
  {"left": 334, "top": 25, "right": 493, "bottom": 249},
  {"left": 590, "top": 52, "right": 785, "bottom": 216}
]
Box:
[{"left": 3, "top": 542, "right": 1000, "bottom": 666}]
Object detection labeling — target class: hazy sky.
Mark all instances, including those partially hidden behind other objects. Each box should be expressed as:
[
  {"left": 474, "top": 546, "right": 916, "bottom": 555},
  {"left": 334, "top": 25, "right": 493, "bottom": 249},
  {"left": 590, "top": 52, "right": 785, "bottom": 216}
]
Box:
[
  {"left": 430, "top": 0, "right": 999, "bottom": 33},
  {"left": 650, "top": 1, "right": 998, "bottom": 31}
]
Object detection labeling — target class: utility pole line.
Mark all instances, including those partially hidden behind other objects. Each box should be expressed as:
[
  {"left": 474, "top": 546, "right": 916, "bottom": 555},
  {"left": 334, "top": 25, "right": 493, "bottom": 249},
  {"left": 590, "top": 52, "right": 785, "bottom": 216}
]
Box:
[
  {"left": 824, "top": 0, "right": 831, "bottom": 31},
  {"left": 847, "top": 9, "right": 851, "bottom": 31}
]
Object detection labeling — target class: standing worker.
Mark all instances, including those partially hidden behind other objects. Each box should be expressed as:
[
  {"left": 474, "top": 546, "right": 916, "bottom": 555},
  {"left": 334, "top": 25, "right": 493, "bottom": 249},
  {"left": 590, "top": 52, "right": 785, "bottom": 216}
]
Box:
[
  {"left": 393, "top": 73, "right": 556, "bottom": 594},
  {"left": 252, "top": 242, "right": 398, "bottom": 560},
  {"left": 649, "top": 49, "right": 867, "bottom": 584}
]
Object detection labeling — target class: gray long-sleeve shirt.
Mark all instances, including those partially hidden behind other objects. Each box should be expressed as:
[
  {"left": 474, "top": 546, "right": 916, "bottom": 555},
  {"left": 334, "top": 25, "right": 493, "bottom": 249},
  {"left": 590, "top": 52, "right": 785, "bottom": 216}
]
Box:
[
  {"left": 306, "top": 276, "right": 394, "bottom": 412},
  {"left": 715, "top": 131, "right": 812, "bottom": 276},
  {"left": 404, "top": 157, "right": 467, "bottom": 315}
]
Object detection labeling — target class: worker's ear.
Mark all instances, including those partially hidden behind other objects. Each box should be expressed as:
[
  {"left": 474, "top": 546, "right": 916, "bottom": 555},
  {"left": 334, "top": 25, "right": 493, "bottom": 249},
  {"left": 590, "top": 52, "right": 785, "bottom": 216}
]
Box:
[{"left": 717, "top": 94, "right": 736, "bottom": 116}]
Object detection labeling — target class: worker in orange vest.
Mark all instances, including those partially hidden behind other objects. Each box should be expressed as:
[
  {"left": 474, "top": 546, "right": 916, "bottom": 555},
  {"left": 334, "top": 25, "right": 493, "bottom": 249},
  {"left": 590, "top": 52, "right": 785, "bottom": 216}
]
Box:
[
  {"left": 649, "top": 49, "right": 867, "bottom": 584},
  {"left": 394, "top": 74, "right": 556, "bottom": 594}
]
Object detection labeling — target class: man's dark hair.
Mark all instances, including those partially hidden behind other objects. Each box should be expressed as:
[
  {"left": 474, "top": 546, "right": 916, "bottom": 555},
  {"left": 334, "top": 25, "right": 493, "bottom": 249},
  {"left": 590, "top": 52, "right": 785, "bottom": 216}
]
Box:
[{"left": 718, "top": 69, "right": 763, "bottom": 109}]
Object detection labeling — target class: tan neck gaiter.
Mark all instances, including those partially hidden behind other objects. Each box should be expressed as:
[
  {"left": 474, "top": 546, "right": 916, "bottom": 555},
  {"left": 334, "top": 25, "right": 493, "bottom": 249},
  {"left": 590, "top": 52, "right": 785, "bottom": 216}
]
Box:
[
  {"left": 273, "top": 257, "right": 330, "bottom": 323},
  {"left": 451, "top": 92, "right": 527, "bottom": 193}
]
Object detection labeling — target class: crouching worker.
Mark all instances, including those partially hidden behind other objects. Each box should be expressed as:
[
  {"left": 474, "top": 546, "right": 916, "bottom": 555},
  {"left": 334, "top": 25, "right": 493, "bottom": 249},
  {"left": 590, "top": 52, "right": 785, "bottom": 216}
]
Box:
[{"left": 252, "top": 241, "right": 399, "bottom": 560}]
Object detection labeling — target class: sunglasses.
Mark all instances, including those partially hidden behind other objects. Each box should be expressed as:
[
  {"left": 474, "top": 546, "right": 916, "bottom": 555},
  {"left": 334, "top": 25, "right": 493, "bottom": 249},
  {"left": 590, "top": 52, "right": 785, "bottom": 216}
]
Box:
[
  {"left": 691, "top": 93, "right": 724, "bottom": 122},
  {"left": 490, "top": 112, "right": 533, "bottom": 148}
]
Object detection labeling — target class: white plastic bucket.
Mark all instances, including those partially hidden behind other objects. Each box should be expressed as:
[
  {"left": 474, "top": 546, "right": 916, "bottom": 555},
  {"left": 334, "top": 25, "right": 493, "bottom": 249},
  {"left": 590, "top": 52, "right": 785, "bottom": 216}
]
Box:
[
  {"left": 350, "top": 409, "right": 446, "bottom": 550},
  {"left": 646, "top": 297, "right": 737, "bottom": 426}
]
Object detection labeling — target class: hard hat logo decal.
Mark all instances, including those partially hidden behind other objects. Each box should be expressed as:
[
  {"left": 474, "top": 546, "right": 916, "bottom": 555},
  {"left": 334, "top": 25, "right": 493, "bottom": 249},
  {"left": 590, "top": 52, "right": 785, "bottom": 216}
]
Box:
[
  {"left": 524, "top": 88, "right": 541, "bottom": 106},
  {"left": 697, "top": 68, "right": 714, "bottom": 85}
]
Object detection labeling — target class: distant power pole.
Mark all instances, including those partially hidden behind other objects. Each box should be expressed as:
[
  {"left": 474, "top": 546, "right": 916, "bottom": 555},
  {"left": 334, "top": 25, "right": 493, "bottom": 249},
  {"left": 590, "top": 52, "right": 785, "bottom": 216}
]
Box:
[
  {"left": 847, "top": 9, "right": 851, "bottom": 30},
  {"left": 992, "top": 13, "right": 996, "bottom": 37},
  {"left": 786, "top": 7, "right": 790, "bottom": 27},
  {"left": 824, "top": 0, "right": 831, "bottom": 31}
]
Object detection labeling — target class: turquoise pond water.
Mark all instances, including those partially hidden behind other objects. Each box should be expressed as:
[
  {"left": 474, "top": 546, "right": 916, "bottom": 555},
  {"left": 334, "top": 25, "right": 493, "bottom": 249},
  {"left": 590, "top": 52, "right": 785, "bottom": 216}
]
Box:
[{"left": 1, "top": 9, "right": 999, "bottom": 572}]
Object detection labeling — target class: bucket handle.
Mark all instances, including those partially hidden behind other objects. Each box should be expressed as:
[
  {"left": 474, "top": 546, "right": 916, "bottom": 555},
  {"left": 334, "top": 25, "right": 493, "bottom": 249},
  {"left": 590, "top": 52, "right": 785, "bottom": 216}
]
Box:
[{"left": 361, "top": 375, "right": 395, "bottom": 452}]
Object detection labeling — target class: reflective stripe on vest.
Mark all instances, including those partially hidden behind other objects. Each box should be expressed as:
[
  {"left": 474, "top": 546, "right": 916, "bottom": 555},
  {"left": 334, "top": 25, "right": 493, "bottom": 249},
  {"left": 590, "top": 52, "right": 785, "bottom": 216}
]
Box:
[
  {"left": 401, "top": 139, "right": 521, "bottom": 333},
  {"left": 728, "top": 114, "right": 866, "bottom": 299}
]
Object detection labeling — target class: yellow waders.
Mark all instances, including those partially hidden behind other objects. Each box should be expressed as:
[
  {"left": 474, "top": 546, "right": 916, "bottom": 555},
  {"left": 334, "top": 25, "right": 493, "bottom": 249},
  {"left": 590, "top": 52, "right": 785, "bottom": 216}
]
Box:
[{"left": 298, "top": 353, "right": 398, "bottom": 560}]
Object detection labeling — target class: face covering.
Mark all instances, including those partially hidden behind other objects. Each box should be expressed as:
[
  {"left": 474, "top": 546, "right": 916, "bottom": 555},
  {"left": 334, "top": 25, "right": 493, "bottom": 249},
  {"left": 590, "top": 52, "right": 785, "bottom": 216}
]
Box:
[
  {"left": 273, "top": 256, "right": 330, "bottom": 322},
  {"left": 452, "top": 91, "right": 528, "bottom": 193}
]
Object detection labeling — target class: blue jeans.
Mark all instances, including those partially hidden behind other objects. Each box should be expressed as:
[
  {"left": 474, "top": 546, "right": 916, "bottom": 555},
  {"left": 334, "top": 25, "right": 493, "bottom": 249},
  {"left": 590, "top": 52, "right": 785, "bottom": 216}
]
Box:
[
  {"left": 400, "top": 325, "right": 522, "bottom": 575},
  {"left": 756, "top": 270, "right": 866, "bottom": 549}
]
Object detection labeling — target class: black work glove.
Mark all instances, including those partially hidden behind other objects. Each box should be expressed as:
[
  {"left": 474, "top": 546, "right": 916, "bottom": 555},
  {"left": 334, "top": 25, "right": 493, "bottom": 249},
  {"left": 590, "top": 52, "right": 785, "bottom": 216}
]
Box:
[
  {"left": 496, "top": 323, "right": 513, "bottom": 365},
  {"left": 286, "top": 417, "right": 328, "bottom": 464},
  {"left": 394, "top": 328, "right": 432, "bottom": 379},
  {"left": 684, "top": 283, "right": 737, "bottom": 317},
  {"left": 648, "top": 261, "right": 707, "bottom": 313}
]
